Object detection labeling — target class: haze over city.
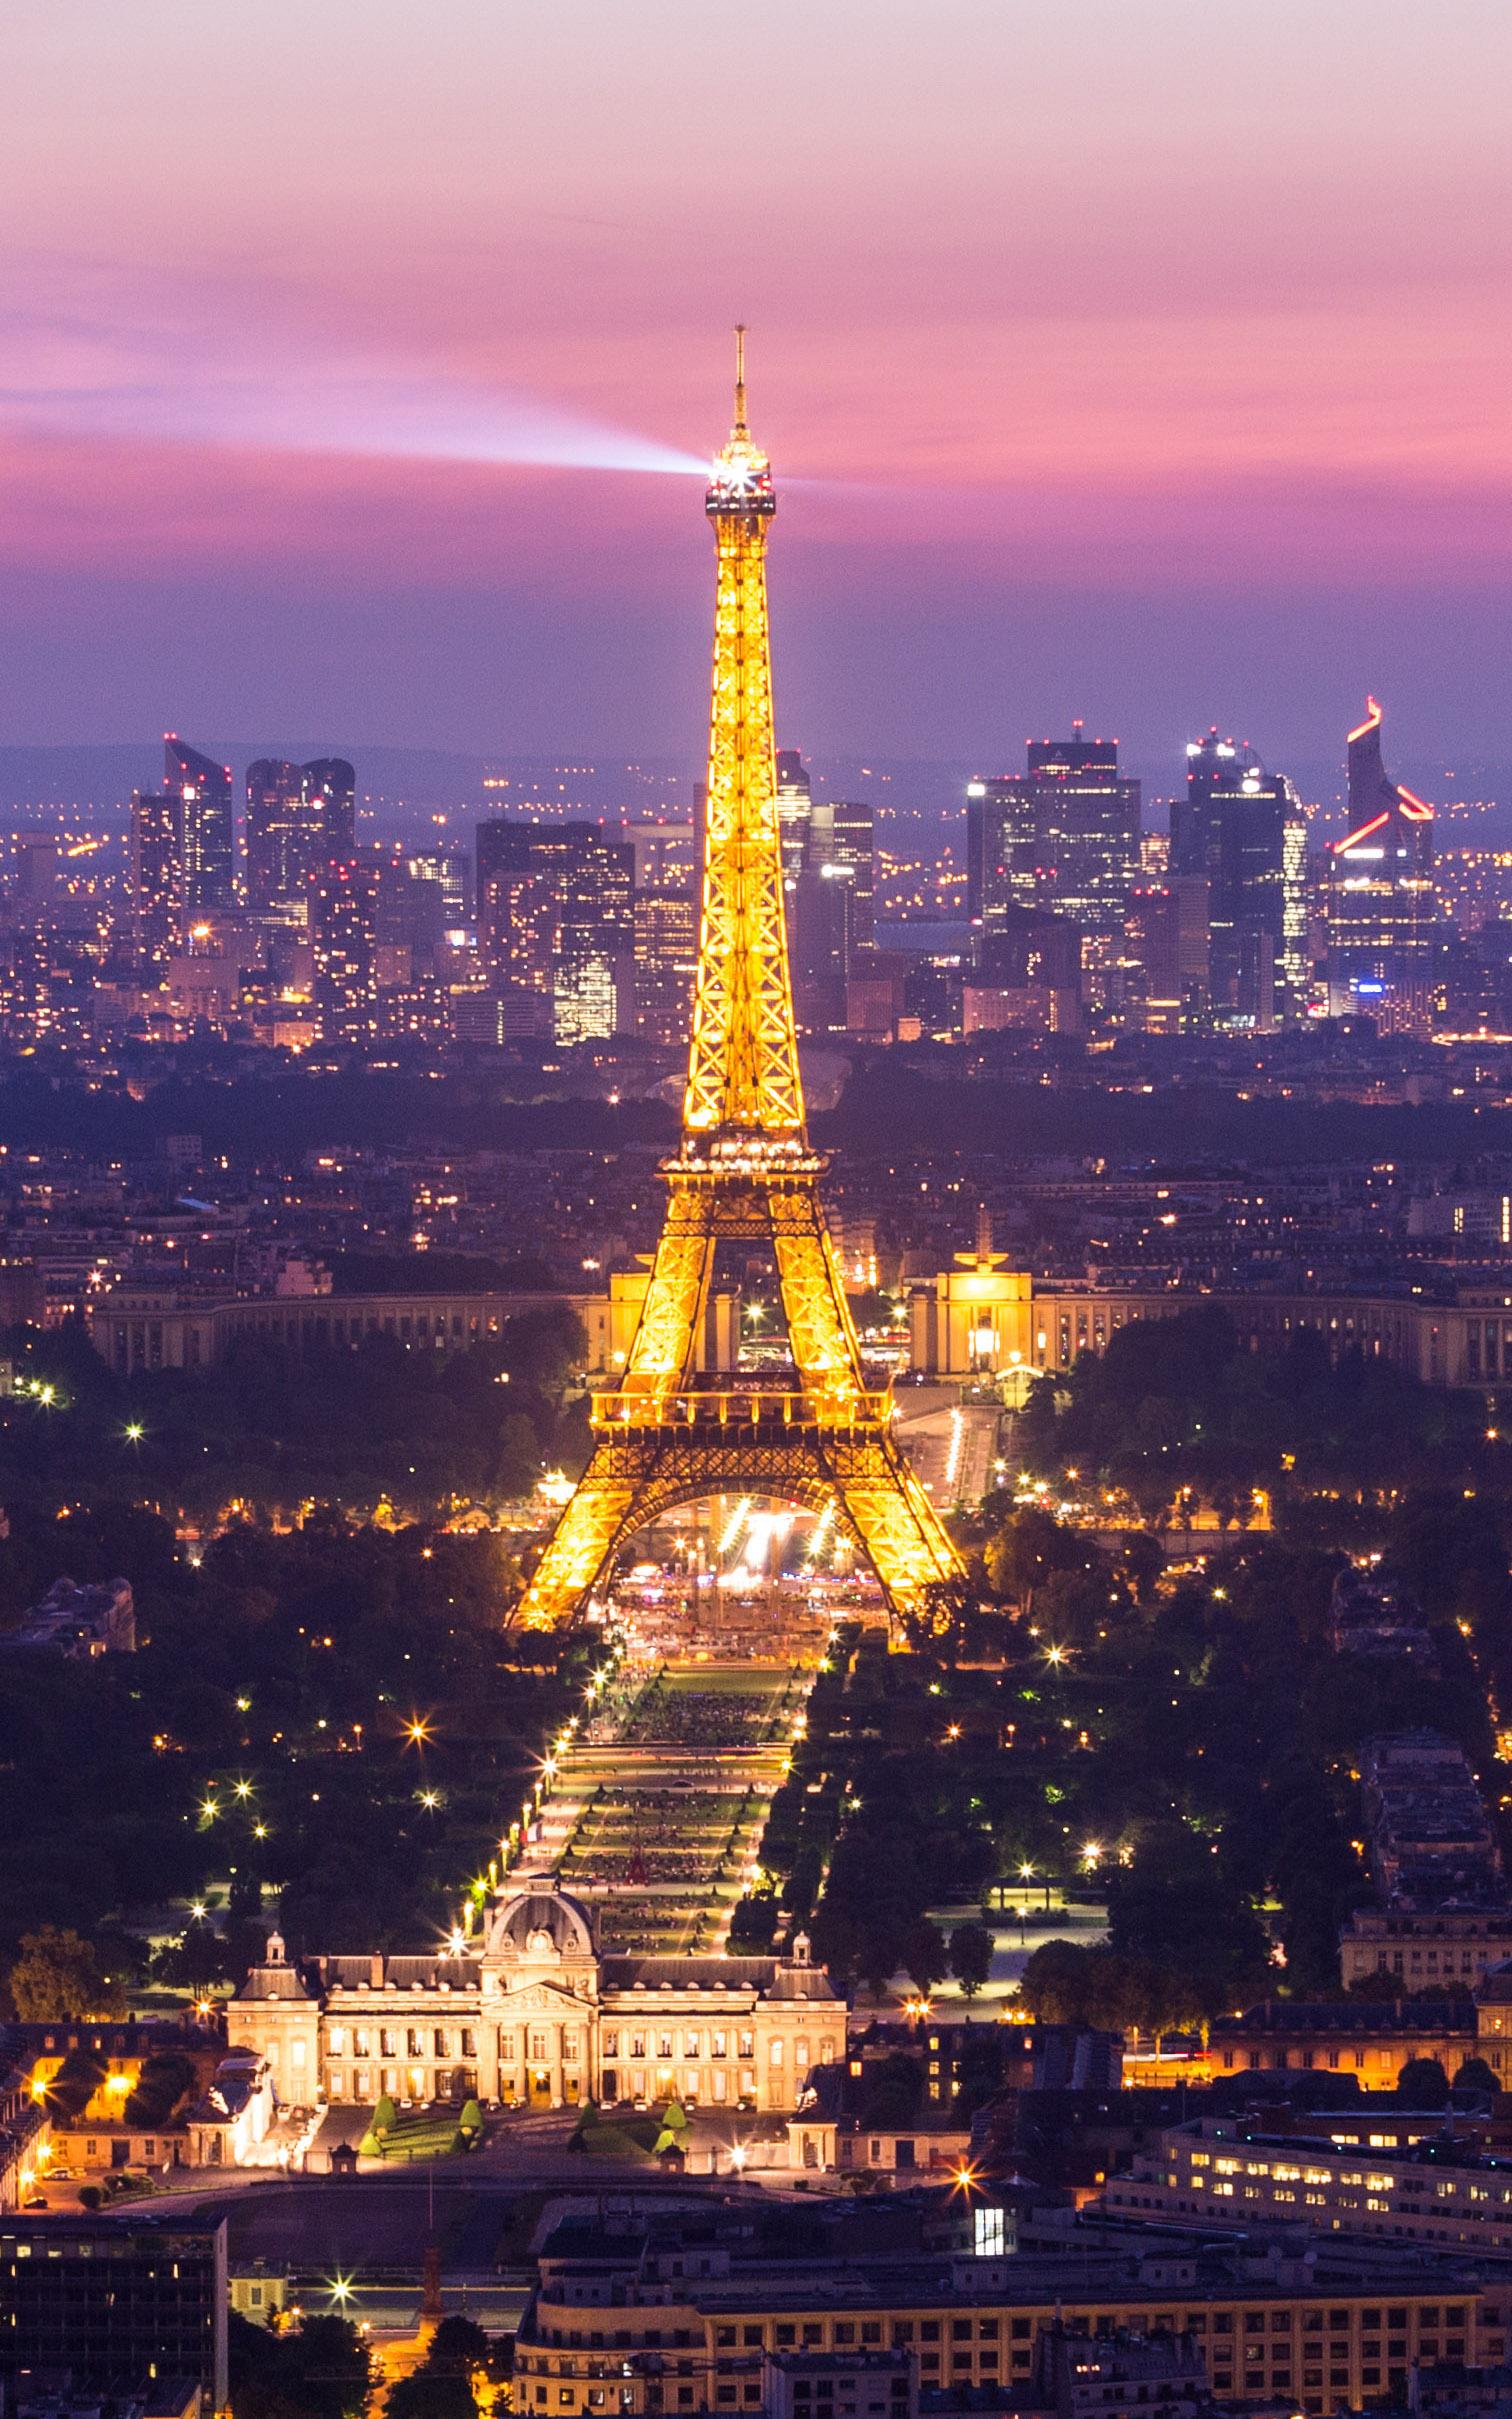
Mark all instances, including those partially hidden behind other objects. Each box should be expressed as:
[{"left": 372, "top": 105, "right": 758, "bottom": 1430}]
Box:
[{"left": 5, "top": 0, "right": 1512, "bottom": 763}]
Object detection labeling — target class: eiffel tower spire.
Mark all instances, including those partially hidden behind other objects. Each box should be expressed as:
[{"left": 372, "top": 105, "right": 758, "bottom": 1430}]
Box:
[
  {"left": 682, "top": 329, "right": 802, "bottom": 1142},
  {"left": 513, "top": 336, "right": 961, "bottom": 1628}
]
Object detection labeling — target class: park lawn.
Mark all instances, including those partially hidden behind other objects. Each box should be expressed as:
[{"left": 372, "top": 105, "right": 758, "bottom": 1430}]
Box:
[
  {"left": 571, "top": 2104, "right": 661, "bottom": 2160},
  {"left": 360, "top": 2108, "right": 464, "bottom": 2160}
]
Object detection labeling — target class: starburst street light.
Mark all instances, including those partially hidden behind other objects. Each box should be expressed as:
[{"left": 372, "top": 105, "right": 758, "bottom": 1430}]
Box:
[
  {"left": 124, "top": 1421, "right": 144, "bottom": 1442},
  {"left": 404, "top": 1716, "right": 433, "bottom": 1747},
  {"left": 417, "top": 1789, "right": 440, "bottom": 1810},
  {"left": 232, "top": 1779, "right": 253, "bottom": 1801}
]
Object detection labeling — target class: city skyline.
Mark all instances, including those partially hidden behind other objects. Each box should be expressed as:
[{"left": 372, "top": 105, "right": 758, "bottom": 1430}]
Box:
[
  {"left": 3, "top": 1, "right": 1511, "bottom": 762},
  {"left": 18, "top": 3, "right": 1512, "bottom": 2396}
]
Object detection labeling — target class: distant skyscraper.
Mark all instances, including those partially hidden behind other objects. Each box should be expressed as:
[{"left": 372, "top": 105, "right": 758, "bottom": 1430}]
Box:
[
  {"left": 368, "top": 840, "right": 448, "bottom": 969},
  {"left": 1171, "top": 731, "right": 1307, "bottom": 1027},
  {"left": 965, "top": 907, "right": 1084, "bottom": 1034},
  {"left": 791, "top": 859, "right": 855, "bottom": 1033},
  {"left": 475, "top": 819, "right": 634, "bottom": 1043},
  {"left": 11, "top": 833, "right": 59, "bottom": 912},
  {"left": 130, "top": 787, "right": 183, "bottom": 969},
  {"left": 965, "top": 775, "right": 1038, "bottom": 925},
  {"left": 967, "top": 726, "right": 1141, "bottom": 943},
  {"left": 622, "top": 821, "right": 694, "bottom": 889},
  {"left": 246, "top": 760, "right": 314, "bottom": 910},
  {"left": 779, "top": 769, "right": 876, "bottom": 1027},
  {"left": 1026, "top": 728, "right": 1142, "bottom": 938},
  {"left": 831, "top": 799, "right": 876, "bottom": 948},
  {"left": 304, "top": 758, "right": 356, "bottom": 863},
  {"left": 405, "top": 848, "right": 470, "bottom": 924},
  {"left": 482, "top": 865, "right": 560, "bottom": 1001},
  {"left": 311, "top": 858, "right": 377, "bottom": 1044},
  {"left": 1327, "top": 697, "right": 1437, "bottom": 1032},
  {"left": 634, "top": 886, "right": 698, "bottom": 1046},
  {"left": 246, "top": 756, "right": 357, "bottom": 921},
  {"left": 775, "top": 749, "right": 812, "bottom": 889},
  {"left": 163, "top": 735, "right": 234, "bottom": 912},
  {"left": 1123, "top": 878, "right": 1211, "bottom": 1035}
]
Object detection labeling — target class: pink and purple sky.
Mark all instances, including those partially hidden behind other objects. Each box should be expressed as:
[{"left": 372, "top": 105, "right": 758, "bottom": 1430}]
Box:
[{"left": 2, "top": 0, "right": 1510, "bottom": 772}]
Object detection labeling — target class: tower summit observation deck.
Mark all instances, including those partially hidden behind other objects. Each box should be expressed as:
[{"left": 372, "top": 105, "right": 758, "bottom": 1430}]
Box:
[{"left": 513, "top": 335, "right": 961, "bottom": 1628}]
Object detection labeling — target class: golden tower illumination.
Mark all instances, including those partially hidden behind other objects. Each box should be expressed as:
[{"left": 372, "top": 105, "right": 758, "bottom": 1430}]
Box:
[{"left": 513, "top": 335, "right": 961, "bottom": 1626}]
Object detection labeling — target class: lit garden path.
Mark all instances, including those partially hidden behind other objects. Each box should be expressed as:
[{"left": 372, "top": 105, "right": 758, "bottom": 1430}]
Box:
[{"left": 529, "top": 1659, "right": 813, "bottom": 1954}]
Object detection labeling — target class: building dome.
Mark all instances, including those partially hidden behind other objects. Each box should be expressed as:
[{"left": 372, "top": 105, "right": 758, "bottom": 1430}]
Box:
[{"left": 484, "top": 1879, "right": 596, "bottom": 1964}]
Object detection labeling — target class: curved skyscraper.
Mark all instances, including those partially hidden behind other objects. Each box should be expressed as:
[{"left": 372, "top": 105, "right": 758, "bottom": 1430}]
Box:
[
  {"left": 245, "top": 759, "right": 309, "bottom": 910},
  {"left": 163, "top": 735, "right": 234, "bottom": 913},
  {"left": 1326, "top": 697, "right": 1436, "bottom": 1033},
  {"left": 246, "top": 757, "right": 357, "bottom": 909}
]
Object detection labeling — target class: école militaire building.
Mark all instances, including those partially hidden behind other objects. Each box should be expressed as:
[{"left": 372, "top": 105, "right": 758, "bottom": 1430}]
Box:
[{"left": 230, "top": 1879, "right": 844, "bottom": 2115}]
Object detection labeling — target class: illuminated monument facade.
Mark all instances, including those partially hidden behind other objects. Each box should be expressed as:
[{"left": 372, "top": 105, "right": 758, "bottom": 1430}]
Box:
[{"left": 515, "top": 338, "right": 960, "bottom": 1626}]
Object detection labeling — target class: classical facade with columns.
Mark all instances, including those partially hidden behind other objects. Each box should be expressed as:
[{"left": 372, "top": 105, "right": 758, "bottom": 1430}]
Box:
[{"left": 230, "top": 1880, "right": 845, "bottom": 2115}]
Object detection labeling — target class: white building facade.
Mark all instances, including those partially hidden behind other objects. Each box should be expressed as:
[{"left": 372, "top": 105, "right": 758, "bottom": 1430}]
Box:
[{"left": 230, "top": 1882, "right": 845, "bottom": 2115}]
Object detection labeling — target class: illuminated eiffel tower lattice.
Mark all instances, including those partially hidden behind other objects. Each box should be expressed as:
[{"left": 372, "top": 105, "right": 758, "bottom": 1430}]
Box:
[{"left": 514, "top": 335, "right": 962, "bottom": 1627}]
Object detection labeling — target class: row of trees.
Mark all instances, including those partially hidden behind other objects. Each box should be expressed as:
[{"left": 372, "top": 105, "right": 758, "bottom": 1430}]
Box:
[
  {"left": 230, "top": 2308, "right": 502, "bottom": 2419},
  {"left": 783, "top": 1483, "right": 1512, "bottom": 2025},
  {"left": 1015, "top": 1306, "right": 1505, "bottom": 1526},
  {"left": 0, "top": 1302, "right": 587, "bottom": 1524},
  {"left": 0, "top": 1515, "right": 582, "bottom": 2007}
]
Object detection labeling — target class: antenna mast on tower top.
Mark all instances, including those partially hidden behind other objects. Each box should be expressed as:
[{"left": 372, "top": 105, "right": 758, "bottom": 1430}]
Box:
[{"left": 733, "top": 324, "right": 748, "bottom": 434}]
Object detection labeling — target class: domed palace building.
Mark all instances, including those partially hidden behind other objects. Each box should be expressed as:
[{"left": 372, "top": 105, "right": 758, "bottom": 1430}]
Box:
[{"left": 229, "top": 1879, "right": 845, "bottom": 2114}]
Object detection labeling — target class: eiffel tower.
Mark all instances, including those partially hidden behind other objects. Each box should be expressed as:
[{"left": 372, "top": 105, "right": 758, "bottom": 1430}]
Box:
[{"left": 514, "top": 335, "right": 961, "bottom": 1627}]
